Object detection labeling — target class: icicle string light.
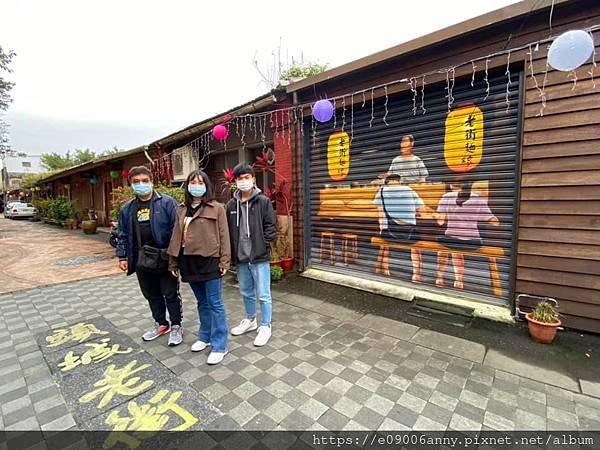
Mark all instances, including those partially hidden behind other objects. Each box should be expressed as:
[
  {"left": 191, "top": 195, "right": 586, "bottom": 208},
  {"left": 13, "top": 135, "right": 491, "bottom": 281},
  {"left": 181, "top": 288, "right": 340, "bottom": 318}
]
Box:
[
  {"left": 332, "top": 98, "right": 337, "bottom": 130},
  {"left": 588, "top": 31, "right": 597, "bottom": 89},
  {"left": 528, "top": 44, "right": 545, "bottom": 110},
  {"left": 505, "top": 51, "right": 512, "bottom": 112},
  {"left": 383, "top": 86, "right": 389, "bottom": 126},
  {"left": 540, "top": 53, "right": 550, "bottom": 117},
  {"left": 148, "top": 24, "right": 600, "bottom": 165},
  {"left": 446, "top": 67, "right": 455, "bottom": 112},
  {"left": 369, "top": 88, "right": 375, "bottom": 128},
  {"left": 350, "top": 94, "right": 355, "bottom": 142},
  {"left": 421, "top": 75, "right": 427, "bottom": 115},
  {"left": 410, "top": 78, "right": 417, "bottom": 116},
  {"left": 341, "top": 96, "right": 346, "bottom": 132},
  {"left": 568, "top": 70, "right": 578, "bottom": 91},
  {"left": 471, "top": 61, "right": 476, "bottom": 87},
  {"left": 483, "top": 58, "right": 490, "bottom": 101}
]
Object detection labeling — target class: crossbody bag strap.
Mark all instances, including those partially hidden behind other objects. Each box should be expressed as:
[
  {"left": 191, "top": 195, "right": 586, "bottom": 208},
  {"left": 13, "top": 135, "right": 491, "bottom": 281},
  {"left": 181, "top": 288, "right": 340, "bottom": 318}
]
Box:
[{"left": 133, "top": 201, "right": 142, "bottom": 249}]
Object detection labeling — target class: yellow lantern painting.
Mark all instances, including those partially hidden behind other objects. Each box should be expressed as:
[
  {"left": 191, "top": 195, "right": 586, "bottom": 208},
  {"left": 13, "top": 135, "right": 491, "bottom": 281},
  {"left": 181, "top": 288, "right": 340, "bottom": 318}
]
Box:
[
  {"left": 327, "top": 131, "right": 350, "bottom": 181},
  {"left": 444, "top": 104, "right": 484, "bottom": 173}
]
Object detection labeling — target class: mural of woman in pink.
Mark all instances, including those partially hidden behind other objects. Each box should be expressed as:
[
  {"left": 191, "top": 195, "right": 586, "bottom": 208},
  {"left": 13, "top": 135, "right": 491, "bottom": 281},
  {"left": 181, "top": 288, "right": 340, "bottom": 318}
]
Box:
[{"left": 435, "top": 179, "right": 499, "bottom": 289}]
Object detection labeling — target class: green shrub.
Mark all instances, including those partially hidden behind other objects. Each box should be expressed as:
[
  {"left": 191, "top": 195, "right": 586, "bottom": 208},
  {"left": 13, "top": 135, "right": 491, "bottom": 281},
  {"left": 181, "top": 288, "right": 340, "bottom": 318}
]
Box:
[
  {"left": 270, "top": 265, "right": 284, "bottom": 281},
  {"left": 109, "top": 183, "right": 185, "bottom": 221}
]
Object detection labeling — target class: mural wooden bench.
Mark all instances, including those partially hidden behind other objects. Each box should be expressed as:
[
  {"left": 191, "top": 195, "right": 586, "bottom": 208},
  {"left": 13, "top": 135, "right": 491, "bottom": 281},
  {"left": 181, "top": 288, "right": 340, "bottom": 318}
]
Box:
[{"left": 371, "top": 236, "right": 506, "bottom": 296}]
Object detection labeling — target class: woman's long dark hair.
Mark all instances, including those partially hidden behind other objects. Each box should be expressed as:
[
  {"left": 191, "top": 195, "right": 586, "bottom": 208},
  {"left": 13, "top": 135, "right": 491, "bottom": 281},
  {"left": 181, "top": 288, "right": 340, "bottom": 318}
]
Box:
[
  {"left": 183, "top": 170, "right": 214, "bottom": 207},
  {"left": 454, "top": 177, "right": 473, "bottom": 207}
]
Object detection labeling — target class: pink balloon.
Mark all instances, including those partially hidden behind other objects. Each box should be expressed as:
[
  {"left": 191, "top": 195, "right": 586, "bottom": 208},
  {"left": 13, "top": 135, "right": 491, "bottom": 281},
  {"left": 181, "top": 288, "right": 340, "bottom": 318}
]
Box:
[{"left": 212, "top": 124, "right": 229, "bottom": 141}]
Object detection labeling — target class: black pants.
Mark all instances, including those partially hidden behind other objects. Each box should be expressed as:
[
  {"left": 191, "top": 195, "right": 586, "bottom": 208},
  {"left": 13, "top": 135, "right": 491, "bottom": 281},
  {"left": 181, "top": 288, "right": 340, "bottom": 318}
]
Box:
[{"left": 136, "top": 269, "right": 183, "bottom": 326}]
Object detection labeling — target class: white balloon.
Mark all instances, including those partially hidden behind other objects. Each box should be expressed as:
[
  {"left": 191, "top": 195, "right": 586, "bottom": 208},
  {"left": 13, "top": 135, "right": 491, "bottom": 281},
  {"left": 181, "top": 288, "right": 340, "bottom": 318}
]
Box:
[{"left": 548, "top": 30, "right": 595, "bottom": 72}]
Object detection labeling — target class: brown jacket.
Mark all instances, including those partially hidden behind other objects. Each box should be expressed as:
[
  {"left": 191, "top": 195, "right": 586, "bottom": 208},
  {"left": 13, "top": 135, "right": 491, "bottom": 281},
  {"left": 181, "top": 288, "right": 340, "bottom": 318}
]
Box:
[{"left": 167, "top": 200, "right": 230, "bottom": 272}]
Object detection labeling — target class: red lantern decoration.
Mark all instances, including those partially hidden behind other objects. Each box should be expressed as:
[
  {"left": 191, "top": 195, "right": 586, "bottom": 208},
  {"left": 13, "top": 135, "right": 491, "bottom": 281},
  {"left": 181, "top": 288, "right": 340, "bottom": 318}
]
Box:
[{"left": 122, "top": 169, "right": 129, "bottom": 178}]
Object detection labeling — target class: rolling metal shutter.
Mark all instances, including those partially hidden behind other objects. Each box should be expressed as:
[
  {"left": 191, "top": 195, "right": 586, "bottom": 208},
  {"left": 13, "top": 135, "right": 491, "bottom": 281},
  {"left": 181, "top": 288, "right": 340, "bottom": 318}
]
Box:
[{"left": 305, "top": 70, "right": 522, "bottom": 305}]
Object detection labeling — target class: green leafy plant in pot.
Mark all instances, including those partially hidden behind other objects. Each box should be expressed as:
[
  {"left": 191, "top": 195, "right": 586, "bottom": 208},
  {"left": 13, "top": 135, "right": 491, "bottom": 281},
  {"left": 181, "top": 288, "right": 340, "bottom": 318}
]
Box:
[
  {"left": 525, "top": 300, "right": 561, "bottom": 344},
  {"left": 270, "top": 265, "right": 283, "bottom": 282}
]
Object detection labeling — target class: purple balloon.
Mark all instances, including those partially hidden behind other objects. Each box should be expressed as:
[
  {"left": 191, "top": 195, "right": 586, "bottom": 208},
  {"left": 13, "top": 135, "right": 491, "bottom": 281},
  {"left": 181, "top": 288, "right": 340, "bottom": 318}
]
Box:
[{"left": 312, "top": 99, "right": 334, "bottom": 123}]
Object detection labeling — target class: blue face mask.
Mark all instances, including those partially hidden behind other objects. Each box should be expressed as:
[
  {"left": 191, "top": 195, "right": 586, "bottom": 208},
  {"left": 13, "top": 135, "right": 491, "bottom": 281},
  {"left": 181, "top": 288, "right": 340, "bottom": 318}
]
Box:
[
  {"left": 188, "top": 184, "right": 206, "bottom": 198},
  {"left": 132, "top": 182, "right": 153, "bottom": 197}
]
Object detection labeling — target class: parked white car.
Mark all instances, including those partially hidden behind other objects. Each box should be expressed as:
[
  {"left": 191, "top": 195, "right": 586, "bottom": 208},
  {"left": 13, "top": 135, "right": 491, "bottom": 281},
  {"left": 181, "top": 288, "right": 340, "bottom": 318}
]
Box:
[
  {"left": 6, "top": 202, "right": 37, "bottom": 219},
  {"left": 3, "top": 201, "right": 23, "bottom": 218}
]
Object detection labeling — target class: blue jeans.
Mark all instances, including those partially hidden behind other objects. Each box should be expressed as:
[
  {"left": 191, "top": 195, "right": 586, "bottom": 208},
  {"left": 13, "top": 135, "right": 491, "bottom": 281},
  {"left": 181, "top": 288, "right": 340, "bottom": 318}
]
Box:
[
  {"left": 189, "top": 278, "right": 228, "bottom": 353},
  {"left": 237, "top": 261, "right": 272, "bottom": 326}
]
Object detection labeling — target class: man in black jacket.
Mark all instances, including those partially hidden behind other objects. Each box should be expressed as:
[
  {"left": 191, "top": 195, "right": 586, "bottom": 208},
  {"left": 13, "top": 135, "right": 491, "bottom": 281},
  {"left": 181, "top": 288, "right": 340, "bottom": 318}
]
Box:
[{"left": 226, "top": 164, "right": 276, "bottom": 347}]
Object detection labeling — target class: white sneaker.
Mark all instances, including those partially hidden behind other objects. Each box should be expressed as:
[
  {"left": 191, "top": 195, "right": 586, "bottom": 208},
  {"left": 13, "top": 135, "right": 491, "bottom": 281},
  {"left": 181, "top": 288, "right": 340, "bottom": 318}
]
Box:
[
  {"left": 254, "top": 325, "right": 272, "bottom": 347},
  {"left": 231, "top": 318, "right": 258, "bottom": 336},
  {"left": 207, "top": 351, "right": 227, "bottom": 365},
  {"left": 191, "top": 341, "right": 210, "bottom": 352}
]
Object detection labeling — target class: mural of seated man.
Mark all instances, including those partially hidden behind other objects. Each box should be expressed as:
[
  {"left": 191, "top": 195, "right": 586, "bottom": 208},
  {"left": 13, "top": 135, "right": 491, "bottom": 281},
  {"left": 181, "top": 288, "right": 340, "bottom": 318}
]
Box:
[
  {"left": 373, "top": 174, "right": 426, "bottom": 283},
  {"left": 435, "top": 178, "right": 499, "bottom": 289},
  {"left": 387, "top": 134, "right": 428, "bottom": 184}
]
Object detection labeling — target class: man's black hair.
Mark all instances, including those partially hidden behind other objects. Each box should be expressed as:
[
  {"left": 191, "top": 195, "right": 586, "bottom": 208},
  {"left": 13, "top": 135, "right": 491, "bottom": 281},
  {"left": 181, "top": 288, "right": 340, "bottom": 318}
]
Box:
[
  {"left": 233, "top": 163, "right": 255, "bottom": 179},
  {"left": 384, "top": 174, "right": 402, "bottom": 185}
]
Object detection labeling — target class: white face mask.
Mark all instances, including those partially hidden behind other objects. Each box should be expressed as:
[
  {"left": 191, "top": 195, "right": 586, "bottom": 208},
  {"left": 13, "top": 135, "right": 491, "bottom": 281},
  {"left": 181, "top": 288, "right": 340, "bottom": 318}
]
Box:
[{"left": 236, "top": 179, "right": 254, "bottom": 192}]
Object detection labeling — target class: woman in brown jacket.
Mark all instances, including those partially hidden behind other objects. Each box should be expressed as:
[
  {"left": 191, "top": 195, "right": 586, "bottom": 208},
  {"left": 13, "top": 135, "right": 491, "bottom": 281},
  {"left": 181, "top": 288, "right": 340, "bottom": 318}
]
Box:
[{"left": 167, "top": 170, "right": 231, "bottom": 365}]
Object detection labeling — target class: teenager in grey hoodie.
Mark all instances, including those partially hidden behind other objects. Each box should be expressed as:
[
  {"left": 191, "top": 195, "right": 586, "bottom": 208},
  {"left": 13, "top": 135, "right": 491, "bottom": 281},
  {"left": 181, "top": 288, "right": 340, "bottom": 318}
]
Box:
[{"left": 226, "top": 164, "right": 276, "bottom": 346}]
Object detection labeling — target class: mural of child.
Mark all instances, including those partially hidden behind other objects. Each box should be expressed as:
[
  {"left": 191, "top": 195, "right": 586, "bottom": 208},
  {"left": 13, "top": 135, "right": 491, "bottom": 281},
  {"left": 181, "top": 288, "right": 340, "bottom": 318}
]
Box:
[
  {"left": 435, "top": 179, "right": 499, "bottom": 289},
  {"left": 387, "top": 135, "right": 428, "bottom": 184},
  {"left": 373, "top": 174, "right": 425, "bottom": 282}
]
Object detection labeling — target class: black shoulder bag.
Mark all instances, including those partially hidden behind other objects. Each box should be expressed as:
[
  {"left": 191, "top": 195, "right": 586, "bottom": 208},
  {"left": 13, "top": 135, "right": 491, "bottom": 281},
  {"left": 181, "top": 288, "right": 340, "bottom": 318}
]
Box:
[{"left": 133, "top": 208, "right": 169, "bottom": 272}]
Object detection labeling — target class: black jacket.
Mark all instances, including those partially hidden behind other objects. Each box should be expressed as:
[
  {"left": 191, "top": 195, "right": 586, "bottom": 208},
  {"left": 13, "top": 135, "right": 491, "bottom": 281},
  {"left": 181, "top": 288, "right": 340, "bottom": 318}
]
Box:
[{"left": 226, "top": 189, "right": 276, "bottom": 264}]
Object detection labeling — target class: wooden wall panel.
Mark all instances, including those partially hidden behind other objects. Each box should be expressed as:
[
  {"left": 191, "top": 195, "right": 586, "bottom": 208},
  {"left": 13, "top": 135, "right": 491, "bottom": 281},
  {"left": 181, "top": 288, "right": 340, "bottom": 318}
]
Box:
[{"left": 518, "top": 12, "right": 600, "bottom": 332}]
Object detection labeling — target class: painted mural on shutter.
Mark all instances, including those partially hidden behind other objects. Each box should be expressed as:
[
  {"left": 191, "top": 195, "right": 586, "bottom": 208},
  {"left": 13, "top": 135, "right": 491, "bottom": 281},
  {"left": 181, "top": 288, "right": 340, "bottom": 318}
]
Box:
[{"left": 306, "top": 71, "right": 521, "bottom": 305}]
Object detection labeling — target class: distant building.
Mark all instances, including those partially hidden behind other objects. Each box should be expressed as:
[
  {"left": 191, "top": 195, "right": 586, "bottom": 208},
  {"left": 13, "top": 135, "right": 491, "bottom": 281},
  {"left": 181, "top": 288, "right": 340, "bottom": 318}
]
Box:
[{"left": 0, "top": 155, "right": 44, "bottom": 199}]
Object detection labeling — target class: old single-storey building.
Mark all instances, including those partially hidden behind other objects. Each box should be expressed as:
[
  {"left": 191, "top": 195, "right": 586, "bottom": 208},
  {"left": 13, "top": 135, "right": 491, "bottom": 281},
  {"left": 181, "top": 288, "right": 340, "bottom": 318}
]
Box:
[{"left": 285, "top": 0, "right": 600, "bottom": 332}]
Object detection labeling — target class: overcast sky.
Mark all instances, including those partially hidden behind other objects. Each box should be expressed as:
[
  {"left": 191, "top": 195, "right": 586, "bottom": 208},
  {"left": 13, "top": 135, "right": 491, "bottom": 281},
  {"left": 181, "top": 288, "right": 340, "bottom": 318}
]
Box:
[{"left": 2, "top": 0, "right": 517, "bottom": 155}]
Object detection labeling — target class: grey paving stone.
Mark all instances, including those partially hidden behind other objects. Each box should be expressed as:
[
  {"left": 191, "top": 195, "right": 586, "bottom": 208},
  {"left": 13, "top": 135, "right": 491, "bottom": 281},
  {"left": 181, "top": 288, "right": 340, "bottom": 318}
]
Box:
[
  {"left": 247, "top": 390, "right": 278, "bottom": 410},
  {"left": 454, "top": 401, "right": 486, "bottom": 423},
  {"left": 398, "top": 392, "right": 427, "bottom": 414},
  {"left": 298, "top": 398, "right": 328, "bottom": 421},
  {"left": 281, "top": 389, "right": 311, "bottom": 409},
  {"left": 3, "top": 405, "right": 36, "bottom": 428},
  {"left": 214, "top": 392, "right": 245, "bottom": 412},
  {"left": 547, "top": 406, "right": 579, "bottom": 428},
  {"left": 313, "top": 388, "right": 342, "bottom": 408},
  {"left": 421, "top": 401, "right": 453, "bottom": 426},
  {"left": 514, "top": 408, "right": 547, "bottom": 430},
  {"left": 410, "top": 329, "right": 485, "bottom": 363},
  {"left": 429, "top": 390, "right": 459, "bottom": 412},
  {"left": 406, "top": 382, "right": 434, "bottom": 402},
  {"left": 318, "top": 408, "right": 350, "bottom": 429},
  {"left": 518, "top": 395, "right": 548, "bottom": 418},
  {"left": 547, "top": 393, "right": 576, "bottom": 413},
  {"left": 413, "top": 415, "right": 447, "bottom": 431},
  {"left": 264, "top": 400, "right": 294, "bottom": 424},
  {"left": 279, "top": 410, "right": 315, "bottom": 431},
  {"left": 449, "top": 413, "right": 482, "bottom": 431}
]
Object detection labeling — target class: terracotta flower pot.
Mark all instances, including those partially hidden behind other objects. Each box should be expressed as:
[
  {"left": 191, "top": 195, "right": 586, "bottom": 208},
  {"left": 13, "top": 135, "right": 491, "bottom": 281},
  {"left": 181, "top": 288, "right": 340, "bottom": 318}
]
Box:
[
  {"left": 525, "top": 312, "right": 561, "bottom": 344},
  {"left": 281, "top": 257, "right": 294, "bottom": 272},
  {"left": 269, "top": 259, "right": 282, "bottom": 268}
]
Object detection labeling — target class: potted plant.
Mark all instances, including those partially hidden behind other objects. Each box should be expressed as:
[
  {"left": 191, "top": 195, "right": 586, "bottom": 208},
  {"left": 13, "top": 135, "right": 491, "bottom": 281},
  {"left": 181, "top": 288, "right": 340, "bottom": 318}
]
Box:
[
  {"left": 525, "top": 300, "right": 561, "bottom": 344},
  {"left": 270, "top": 265, "right": 284, "bottom": 282},
  {"left": 269, "top": 248, "right": 282, "bottom": 268},
  {"left": 81, "top": 209, "right": 98, "bottom": 234}
]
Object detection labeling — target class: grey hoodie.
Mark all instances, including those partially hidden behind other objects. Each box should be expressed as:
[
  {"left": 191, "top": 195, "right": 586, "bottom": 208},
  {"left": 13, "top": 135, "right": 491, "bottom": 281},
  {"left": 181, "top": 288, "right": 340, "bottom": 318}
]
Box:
[{"left": 234, "top": 187, "right": 262, "bottom": 263}]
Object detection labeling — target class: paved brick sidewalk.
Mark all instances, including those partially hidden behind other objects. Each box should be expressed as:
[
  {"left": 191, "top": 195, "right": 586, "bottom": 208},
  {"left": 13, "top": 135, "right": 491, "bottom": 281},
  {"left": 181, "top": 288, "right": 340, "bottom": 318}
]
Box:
[
  {"left": 0, "top": 274, "right": 599, "bottom": 432},
  {"left": 0, "top": 218, "right": 119, "bottom": 294}
]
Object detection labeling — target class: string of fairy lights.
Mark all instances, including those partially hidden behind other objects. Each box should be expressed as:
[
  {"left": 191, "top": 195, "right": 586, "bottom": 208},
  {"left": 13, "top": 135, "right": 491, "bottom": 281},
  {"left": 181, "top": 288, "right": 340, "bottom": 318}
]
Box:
[{"left": 147, "top": 24, "right": 599, "bottom": 177}]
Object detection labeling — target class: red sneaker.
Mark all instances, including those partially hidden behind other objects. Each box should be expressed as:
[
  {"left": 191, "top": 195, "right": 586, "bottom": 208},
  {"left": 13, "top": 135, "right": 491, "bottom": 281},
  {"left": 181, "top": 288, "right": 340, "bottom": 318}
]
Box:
[{"left": 142, "top": 323, "right": 171, "bottom": 341}]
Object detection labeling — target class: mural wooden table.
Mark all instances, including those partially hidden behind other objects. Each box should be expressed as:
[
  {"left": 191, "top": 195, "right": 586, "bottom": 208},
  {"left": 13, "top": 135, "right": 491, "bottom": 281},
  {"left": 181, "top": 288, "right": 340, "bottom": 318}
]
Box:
[{"left": 316, "top": 181, "right": 506, "bottom": 297}]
